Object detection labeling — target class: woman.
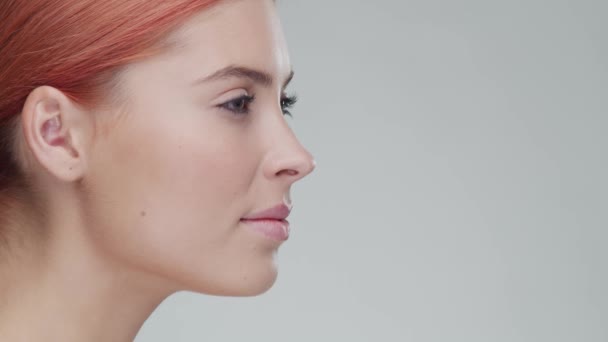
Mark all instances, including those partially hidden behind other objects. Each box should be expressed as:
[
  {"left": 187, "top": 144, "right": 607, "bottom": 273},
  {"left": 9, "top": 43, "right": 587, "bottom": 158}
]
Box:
[{"left": 0, "top": 0, "right": 316, "bottom": 340}]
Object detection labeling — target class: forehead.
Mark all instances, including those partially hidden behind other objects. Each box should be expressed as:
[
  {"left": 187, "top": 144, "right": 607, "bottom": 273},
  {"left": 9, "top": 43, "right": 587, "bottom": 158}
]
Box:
[{"left": 164, "top": 0, "right": 291, "bottom": 79}]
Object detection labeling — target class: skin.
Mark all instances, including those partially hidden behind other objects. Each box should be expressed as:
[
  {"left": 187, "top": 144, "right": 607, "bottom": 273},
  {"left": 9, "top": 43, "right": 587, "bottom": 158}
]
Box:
[{"left": 0, "top": 0, "right": 315, "bottom": 341}]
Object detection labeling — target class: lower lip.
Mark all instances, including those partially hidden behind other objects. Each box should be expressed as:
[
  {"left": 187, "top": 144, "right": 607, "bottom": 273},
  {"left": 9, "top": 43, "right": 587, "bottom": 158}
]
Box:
[{"left": 240, "top": 219, "right": 290, "bottom": 242}]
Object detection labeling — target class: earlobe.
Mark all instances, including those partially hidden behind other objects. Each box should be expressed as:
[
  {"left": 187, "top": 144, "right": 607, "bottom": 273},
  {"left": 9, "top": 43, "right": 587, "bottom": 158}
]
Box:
[{"left": 20, "top": 86, "right": 85, "bottom": 182}]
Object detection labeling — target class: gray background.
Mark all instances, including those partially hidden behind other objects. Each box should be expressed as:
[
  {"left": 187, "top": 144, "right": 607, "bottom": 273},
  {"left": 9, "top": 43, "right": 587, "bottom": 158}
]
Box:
[{"left": 135, "top": 0, "right": 607, "bottom": 341}]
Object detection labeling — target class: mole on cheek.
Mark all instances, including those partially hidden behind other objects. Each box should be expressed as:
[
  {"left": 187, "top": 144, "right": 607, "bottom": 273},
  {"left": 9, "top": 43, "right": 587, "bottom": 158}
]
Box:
[{"left": 140, "top": 211, "right": 147, "bottom": 217}]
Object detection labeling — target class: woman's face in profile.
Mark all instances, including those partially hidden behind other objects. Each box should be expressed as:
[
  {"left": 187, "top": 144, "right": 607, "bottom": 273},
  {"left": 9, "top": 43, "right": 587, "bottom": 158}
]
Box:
[{"left": 85, "top": 0, "right": 315, "bottom": 296}]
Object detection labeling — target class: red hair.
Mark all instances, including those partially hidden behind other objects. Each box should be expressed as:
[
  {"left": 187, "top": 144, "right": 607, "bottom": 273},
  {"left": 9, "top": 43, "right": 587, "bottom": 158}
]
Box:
[
  {"left": 0, "top": 0, "right": 224, "bottom": 244},
  {"left": 0, "top": 0, "right": 224, "bottom": 121}
]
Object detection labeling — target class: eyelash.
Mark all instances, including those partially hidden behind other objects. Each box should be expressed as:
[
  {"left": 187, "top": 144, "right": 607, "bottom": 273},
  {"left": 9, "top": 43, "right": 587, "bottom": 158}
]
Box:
[{"left": 219, "top": 93, "right": 298, "bottom": 117}]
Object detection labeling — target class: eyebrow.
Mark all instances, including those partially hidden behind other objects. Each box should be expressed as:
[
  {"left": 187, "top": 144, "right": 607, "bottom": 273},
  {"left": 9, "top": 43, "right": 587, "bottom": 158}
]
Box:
[{"left": 192, "top": 65, "right": 295, "bottom": 90}]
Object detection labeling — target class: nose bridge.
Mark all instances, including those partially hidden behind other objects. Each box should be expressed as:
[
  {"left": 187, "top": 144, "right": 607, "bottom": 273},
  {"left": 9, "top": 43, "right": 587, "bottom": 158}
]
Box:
[{"left": 262, "top": 114, "right": 316, "bottom": 182}]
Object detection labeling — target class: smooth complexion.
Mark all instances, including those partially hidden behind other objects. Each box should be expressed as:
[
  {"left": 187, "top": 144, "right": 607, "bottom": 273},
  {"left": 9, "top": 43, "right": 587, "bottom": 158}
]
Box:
[{"left": 0, "top": 0, "right": 315, "bottom": 341}]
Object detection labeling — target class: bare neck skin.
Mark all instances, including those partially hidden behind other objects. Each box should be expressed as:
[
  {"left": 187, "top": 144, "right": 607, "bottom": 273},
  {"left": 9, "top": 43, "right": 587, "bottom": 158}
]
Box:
[{"left": 0, "top": 194, "right": 177, "bottom": 342}]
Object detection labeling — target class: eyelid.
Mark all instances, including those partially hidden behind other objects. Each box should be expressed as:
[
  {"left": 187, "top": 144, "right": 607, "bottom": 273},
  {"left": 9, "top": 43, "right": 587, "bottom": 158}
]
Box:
[{"left": 212, "top": 88, "right": 250, "bottom": 106}]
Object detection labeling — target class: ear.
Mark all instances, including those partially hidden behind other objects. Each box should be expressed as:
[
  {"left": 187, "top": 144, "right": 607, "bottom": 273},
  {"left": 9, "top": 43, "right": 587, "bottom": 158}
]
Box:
[{"left": 20, "top": 86, "right": 94, "bottom": 183}]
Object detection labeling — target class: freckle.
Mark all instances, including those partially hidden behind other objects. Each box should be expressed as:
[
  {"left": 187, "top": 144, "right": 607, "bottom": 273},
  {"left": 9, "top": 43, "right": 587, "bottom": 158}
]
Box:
[{"left": 140, "top": 211, "right": 147, "bottom": 217}]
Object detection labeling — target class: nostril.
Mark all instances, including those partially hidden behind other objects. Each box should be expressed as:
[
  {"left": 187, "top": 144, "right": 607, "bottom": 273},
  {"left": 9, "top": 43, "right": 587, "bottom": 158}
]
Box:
[{"left": 279, "top": 169, "right": 298, "bottom": 176}]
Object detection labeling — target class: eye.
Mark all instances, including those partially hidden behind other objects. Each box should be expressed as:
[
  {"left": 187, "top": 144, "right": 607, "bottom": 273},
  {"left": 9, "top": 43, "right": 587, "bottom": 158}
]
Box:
[
  {"left": 281, "top": 93, "right": 298, "bottom": 117},
  {"left": 218, "top": 93, "right": 298, "bottom": 117},
  {"left": 219, "top": 94, "right": 256, "bottom": 115}
]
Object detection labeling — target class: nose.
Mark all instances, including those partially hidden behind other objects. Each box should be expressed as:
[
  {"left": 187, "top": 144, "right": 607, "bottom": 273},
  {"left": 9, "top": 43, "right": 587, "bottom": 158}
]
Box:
[{"left": 262, "top": 123, "right": 316, "bottom": 184}]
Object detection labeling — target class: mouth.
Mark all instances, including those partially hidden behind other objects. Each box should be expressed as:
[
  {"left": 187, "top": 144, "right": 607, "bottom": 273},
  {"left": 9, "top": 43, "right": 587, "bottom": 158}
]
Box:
[
  {"left": 240, "top": 218, "right": 290, "bottom": 242},
  {"left": 240, "top": 203, "right": 292, "bottom": 242},
  {"left": 241, "top": 203, "right": 291, "bottom": 220}
]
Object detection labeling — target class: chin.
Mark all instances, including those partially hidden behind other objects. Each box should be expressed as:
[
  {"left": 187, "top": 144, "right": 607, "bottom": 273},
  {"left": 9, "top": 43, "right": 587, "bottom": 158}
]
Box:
[
  {"left": 228, "top": 264, "right": 280, "bottom": 297},
  {"left": 234, "top": 275, "right": 278, "bottom": 297},
  {"left": 184, "top": 262, "right": 280, "bottom": 297}
]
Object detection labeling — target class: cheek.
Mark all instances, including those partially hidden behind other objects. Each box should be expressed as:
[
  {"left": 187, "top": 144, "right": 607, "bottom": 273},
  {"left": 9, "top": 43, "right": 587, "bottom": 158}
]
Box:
[
  {"left": 84, "top": 113, "right": 261, "bottom": 281},
  {"left": 160, "top": 133, "right": 255, "bottom": 227}
]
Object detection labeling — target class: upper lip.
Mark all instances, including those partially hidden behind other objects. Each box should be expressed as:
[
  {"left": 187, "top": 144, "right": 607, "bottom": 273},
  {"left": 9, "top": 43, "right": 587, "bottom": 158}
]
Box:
[{"left": 241, "top": 203, "right": 292, "bottom": 220}]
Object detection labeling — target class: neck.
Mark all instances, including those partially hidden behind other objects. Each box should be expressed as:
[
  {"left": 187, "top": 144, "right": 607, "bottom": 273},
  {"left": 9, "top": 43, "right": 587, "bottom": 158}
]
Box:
[{"left": 0, "top": 196, "right": 177, "bottom": 342}]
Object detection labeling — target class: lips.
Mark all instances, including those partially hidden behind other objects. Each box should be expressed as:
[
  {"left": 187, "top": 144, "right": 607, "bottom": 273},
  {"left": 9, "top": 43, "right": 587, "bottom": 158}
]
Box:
[
  {"left": 240, "top": 203, "right": 292, "bottom": 242},
  {"left": 241, "top": 203, "right": 291, "bottom": 221}
]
